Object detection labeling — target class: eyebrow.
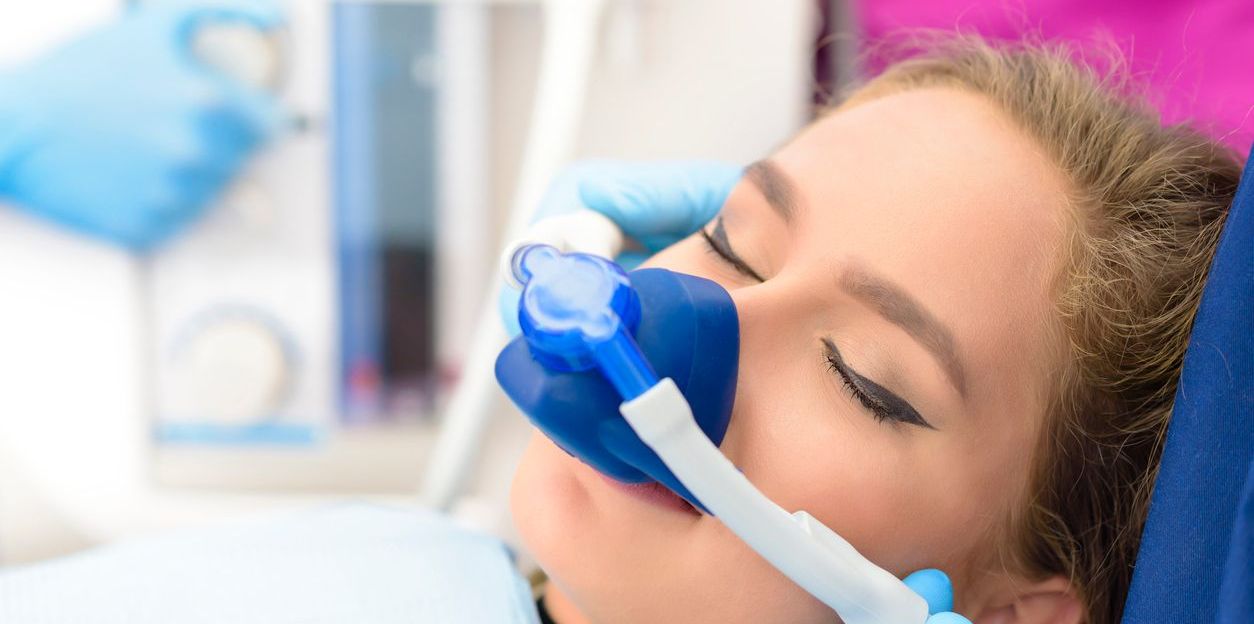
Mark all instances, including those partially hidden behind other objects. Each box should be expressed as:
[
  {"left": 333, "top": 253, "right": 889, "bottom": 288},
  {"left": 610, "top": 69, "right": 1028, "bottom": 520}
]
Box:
[
  {"left": 744, "top": 160, "right": 799, "bottom": 222},
  {"left": 840, "top": 266, "right": 969, "bottom": 399}
]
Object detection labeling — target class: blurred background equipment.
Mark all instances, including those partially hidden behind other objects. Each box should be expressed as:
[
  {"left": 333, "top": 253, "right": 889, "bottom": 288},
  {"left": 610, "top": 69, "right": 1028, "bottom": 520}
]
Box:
[
  {"left": 145, "top": 0, "right": 494, "bottom": 491},
  {"left": 0, "top": 0, "right": 812, "bottom": 563}
]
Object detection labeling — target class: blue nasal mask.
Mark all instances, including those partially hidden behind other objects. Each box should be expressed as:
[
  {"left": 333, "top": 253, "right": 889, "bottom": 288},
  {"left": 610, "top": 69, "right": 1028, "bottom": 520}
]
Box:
[{"left": 495, "top": 244, "right": 739, "bottom": 508}]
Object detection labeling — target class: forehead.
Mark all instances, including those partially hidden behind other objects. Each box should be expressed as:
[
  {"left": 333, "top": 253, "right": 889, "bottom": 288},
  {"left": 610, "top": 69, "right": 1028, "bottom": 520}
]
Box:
[{"left": 771, "top": 87, "right": 1070, "bottom": 405}]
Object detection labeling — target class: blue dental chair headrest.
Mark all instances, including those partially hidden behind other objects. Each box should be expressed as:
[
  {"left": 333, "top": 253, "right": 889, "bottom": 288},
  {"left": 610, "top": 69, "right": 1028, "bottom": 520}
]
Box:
[{"left": 1123, "top": 144, "right": 1254, "bottom": 624}]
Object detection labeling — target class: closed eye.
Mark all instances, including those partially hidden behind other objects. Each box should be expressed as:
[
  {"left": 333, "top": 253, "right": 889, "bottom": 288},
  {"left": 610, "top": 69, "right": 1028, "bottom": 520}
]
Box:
[
  {"left": 700, "top": 217, "right": 766, "bottom": 283},
  {"left": 822, "top": 338, "right": 935, "bottom": 430}
]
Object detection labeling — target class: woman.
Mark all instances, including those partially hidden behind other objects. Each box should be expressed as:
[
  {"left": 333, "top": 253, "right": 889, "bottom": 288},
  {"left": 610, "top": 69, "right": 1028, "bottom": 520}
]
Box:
[{"left": 509, "top": 39, "right": 1244, "bottom": 623}]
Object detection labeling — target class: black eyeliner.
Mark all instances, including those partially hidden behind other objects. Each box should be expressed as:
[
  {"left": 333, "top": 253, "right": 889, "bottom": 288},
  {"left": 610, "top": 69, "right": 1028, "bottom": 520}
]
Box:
[
  {"left": 822, "top": 338, "right": 935, "bottom": 430},
  {"left": 701, "top": 217, "right": 766, "bottom": 282}
]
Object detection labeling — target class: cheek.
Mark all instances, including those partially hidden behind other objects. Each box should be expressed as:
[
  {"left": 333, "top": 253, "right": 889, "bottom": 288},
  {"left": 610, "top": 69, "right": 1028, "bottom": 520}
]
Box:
[
  {"left": 722, "top": 327, "right": 990, "bottom": 578},
  {"left": 722, "top": 368, "right": 911, "bottom": 556}
]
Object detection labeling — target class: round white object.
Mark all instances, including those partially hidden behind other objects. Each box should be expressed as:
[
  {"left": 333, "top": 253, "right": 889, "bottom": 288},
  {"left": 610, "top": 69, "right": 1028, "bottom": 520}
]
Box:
[{"left": 167, "top": 316, "right": 290, "bottom": 425}]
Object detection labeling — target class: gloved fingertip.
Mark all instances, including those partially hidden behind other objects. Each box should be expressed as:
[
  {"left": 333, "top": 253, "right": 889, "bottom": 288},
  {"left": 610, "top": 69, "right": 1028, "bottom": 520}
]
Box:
[
  {"left": 216, "top": 79, "right": 287, "bottom": 141},
  {"left": 685, "top": 161, "right": 743, "bottom": 229},
  {"left": 245, "top": 94, "right": 288, "bottom": 139},
  {"left": 127, "top": 232, "right": 159, "bottom": 253},
  {"left": 697, "top": 161, "right": 747, "bottom": 193},
  {"left": 138, "top": 200, "right": 204, "bottom": 250},
  {"left": 904, "top": 569, "right": 955, "bottom": 614},
  {"left": 100, "top": 214, "right": 160, "bottom": 251},
  {"left": 576, "top": 177, "right": 627, "bottom": 218},
  {"left": 636, "top": 233, "right": 681, "bottom": 255},
  {"left": 577, "top": 178, "right": 663, "bottom": 238},
  {"left": 614, "top": 251, "right": 651, "bottom": 271}
]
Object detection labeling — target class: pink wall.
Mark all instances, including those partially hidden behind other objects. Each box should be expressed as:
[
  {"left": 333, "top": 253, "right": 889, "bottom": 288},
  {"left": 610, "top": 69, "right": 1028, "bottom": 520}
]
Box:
[{"left": 856, "top": 0, "right": 1254, "bottom": 152}]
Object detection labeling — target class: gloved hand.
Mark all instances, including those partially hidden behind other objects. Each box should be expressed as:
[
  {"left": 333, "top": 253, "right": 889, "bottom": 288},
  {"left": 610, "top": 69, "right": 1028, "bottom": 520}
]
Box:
[
  {"left": 905, "top": 569, "right": 973, "bottom": 623},
  {"left": 0, "top": 0, "right": 285, "bottom": 249},
  {"left": 499, "top": 160, "right": 743, "bottom": 334}
]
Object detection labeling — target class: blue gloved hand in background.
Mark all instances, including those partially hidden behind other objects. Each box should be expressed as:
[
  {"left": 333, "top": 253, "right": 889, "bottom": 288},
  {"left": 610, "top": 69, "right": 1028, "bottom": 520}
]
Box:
[
  {"left": 499, "top": 160, "right": 743, "bottom": 334},
  {"left": 560, "top": 160, "right": 744, "bottom": 267},
  {"left": 905, "top": 569, "right": 973, "bottom": 623},
  {"left": 0, "top": 1, "right": 285, "bottom": 249}
]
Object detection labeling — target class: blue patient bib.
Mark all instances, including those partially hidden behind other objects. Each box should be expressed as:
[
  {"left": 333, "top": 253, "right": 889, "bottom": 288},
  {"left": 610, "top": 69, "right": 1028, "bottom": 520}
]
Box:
[
  {"left": 1123, "top": 144, "right": 1254, "bottom": 622},
  {"left": 0, "top": 504, "right": 540, "bottom": 624}
]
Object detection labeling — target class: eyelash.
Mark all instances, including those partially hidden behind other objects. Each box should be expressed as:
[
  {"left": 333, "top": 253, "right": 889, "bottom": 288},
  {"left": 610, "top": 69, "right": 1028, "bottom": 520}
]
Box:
[
  {"left": 702, "top": 224, "right": 931, "bottom": 429},
  {"left": 824, "top": 353, "right": 896, "bottom": 424},
  {"left": 699, "top": 227, "right": 763, "bottom": 282}
]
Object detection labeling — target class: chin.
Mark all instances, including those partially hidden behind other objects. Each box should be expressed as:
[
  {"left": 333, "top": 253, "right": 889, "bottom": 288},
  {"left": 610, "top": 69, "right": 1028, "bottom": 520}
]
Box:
[
  {"left": 511, "top": 433, "right": 682, "bottom": 617},
  {"left": 509, "top": 432, "right": 809, "bottom": 624}
]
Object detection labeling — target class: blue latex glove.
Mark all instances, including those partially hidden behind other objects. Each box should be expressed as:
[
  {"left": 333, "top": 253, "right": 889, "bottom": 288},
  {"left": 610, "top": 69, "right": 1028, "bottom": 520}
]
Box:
[
  {"left": 0, "top": 1, "right": 285, "bottom": 249},
  {"left": 499, "top": 160, "right": 743, "bottom": 334},
  {"left": 905, "top": 569, "right": 973, "bottom": 623}
]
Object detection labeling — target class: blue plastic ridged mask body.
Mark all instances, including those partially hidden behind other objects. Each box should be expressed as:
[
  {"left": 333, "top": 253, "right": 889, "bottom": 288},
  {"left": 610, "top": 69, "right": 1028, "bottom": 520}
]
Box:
[
  {"left": 496, "top": 245, "right": 739, "bottom": 509},
  {"left": 511, "top": 245, "right": 651, "bottom": 397}
]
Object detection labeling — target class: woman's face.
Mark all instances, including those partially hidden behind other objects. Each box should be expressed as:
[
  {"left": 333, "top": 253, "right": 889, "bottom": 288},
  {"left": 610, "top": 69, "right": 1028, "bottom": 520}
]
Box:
[{"left": 511, "top": 88, "right": 1071, "bottom": 623}]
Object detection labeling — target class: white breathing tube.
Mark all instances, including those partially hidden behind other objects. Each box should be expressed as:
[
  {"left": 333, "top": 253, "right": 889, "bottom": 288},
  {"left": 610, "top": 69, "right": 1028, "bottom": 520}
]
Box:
[
  {"left": 500, "top": 215, "right": 932, "bottom": 624},
  {"left": 622, "top": 380, "right": 929, "bottom": 624}
]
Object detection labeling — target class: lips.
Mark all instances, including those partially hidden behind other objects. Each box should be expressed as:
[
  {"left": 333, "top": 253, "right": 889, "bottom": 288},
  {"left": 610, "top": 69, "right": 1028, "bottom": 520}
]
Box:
[{"left": 599, "top": 473, "right": 701, "bottom": 516}]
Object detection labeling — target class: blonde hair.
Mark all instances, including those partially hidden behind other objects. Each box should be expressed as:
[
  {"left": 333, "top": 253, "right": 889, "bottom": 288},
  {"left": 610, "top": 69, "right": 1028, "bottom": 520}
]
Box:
[{"left": 834, "top": 38, "right": 1243, "bottom": 622}]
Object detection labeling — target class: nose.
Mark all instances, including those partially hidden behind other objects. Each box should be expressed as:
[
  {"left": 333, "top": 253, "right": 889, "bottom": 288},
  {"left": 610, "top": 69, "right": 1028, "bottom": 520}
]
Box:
[
  {"left": 725, "top": 279, "right": 803, "bottom": 367},
  {"left": 717, "top": 278, "right": 817, "bottom": 455}
]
